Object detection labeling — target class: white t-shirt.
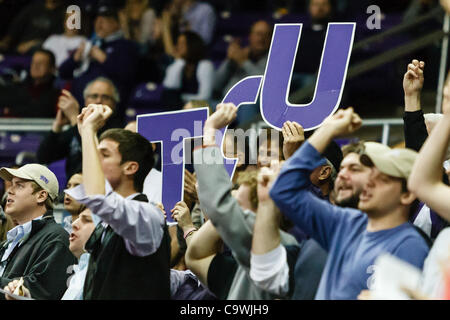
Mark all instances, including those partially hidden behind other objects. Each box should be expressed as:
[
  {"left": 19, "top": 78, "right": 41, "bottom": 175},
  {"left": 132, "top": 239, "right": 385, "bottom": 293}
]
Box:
[
  {"left": 143, "top": 168, "right": 162, "bottom": 204},
  {"left": 420, "top": 227, "right": 450, "bottom": 298},
  {"left": 43, "top": 34, "right": 87, "bottom": 67},
  {"left": 413, "top": 204, "right": 432, "bottom": 238},
  {"left": 162, "top": 58, "right": 215, "bottom": 103}
]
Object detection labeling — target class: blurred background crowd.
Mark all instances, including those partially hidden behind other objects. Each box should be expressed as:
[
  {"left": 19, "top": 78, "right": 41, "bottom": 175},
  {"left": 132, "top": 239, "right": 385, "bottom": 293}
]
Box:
[{"left": 0, "top": 0, "right": 448, "bottom": 215}]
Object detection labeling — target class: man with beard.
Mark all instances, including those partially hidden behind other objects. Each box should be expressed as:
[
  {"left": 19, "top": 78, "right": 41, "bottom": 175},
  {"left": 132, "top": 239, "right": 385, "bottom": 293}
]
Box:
[
  {"left": 331, "top": 141, "right": 372, "bottom": 208},
  {"left": 268, "top": 107, "right": 429, "bottom": 299}
]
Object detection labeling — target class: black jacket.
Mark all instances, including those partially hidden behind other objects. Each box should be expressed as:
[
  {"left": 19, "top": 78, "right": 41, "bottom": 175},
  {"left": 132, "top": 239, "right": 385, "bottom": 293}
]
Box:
[
  {"left": 0, "top": 211, "right": 76, "bottom": 300},
  {"left": 83, "top": 193, "right": 171, "bottom": 300}
]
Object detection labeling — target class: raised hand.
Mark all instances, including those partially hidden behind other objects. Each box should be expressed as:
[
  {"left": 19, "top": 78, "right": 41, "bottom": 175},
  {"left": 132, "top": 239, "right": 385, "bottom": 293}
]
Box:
[
  {"left": 403, "top": 59, "right": 425, "bottom": 97},
  {"left": 73, "top": 41, "right": 86, "bottom": 62},
  {"left": 322, "top": 107, "right": 362, "bottom": 138},
  {"left": 183, "top": 169, "right": 198, "bottom": 209},
  {"left": 282, "top": 121, "right": 305, "bottom": 159},
  {"left": 205, "top": 103, "right": 238, "bottom": 130},
  {"left": 203, "top": 103, "right": 238, "bottom": 146},
  {"left": 310, "top": 107, "right": 362, "bottom": 154},
  {"left": 52, "top": 109, "right": 70, "bottom": 133},
  {"left": 89, "top": 45, "right": 107, "bottom": 63},
  {"left": 257, "top": 160, "right": 283, "bottom": 203},
  {"left": 77, "top": 104, "right": 113, "bottom": 134},
  {"left": 171, "top": 201, "right": 194, "bottom": 232},
  {"left": 58, "top": 89, "right": 80, "bottom": 126}
]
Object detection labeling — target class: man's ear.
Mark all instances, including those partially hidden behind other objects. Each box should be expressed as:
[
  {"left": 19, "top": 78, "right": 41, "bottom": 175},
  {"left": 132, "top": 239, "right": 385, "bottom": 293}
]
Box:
[
  {"left": 123, "top": 161, "right": 139, "bottom": 176},
  {"left": 36, "top": 190, "right": 49, "bottom": 205},
  {"left": 318, "top": 165, "right": 332, "bottom": 181},
  {"left": 400, "top": 191, "right": 416, "bottom": 206}
]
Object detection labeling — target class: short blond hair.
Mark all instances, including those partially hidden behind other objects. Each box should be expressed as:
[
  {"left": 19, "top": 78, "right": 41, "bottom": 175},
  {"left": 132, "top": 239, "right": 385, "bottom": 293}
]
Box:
[{"left": 236, "top": 170, "right": 259, "bottom": 211}]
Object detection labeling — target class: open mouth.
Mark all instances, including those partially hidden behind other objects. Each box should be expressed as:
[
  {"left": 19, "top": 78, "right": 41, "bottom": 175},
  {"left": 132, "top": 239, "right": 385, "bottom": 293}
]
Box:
[
  {"left": 338, "top": 185, "right": 352, "bottom": 192},
  {"left": 64, "top": 196, "right": 72, "bottom": 205},
  {"left": 336, "top": 185, "right": 353, "bottom": 196},
  {"left": 69, "top": 233, "right": 77, "bottom": 241}
]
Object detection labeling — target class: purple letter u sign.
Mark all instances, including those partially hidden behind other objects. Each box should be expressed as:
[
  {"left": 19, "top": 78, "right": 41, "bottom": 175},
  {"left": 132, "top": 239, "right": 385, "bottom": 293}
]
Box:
[{"left": 261, "top": 23, "right": 355, "bottom": 130}]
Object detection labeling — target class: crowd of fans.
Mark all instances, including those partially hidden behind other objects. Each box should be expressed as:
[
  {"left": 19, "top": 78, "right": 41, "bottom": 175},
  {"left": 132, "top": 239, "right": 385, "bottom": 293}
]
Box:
[
  {"left": 1, "top": 0, "right": 438, "bottom": 124},
  {"left": 0, "top": 0, "right": 449, "bottom": 302}
]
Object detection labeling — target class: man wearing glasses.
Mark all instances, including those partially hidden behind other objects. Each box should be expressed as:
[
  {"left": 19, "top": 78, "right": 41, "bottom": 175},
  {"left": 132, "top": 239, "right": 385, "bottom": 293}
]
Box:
[{"left": 37, "top": 77, "right": 122, "bottom": 181}]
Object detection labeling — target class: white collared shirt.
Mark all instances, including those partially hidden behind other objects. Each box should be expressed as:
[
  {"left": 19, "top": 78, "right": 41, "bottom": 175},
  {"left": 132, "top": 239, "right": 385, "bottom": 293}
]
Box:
[
  {"left": 61, "top": 253, "right": 90, "bottom": 300},
  {"left": 0, "top": 215, "right": 43, "bottom": 276}
]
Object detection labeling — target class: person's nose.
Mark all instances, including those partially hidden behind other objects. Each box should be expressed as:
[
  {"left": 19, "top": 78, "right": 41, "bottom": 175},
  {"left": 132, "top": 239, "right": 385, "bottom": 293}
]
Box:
[
  {"left": 94, "top": 97, "right": 103, "bottom": 104},
  {"left": 365, "top": 168, "right": 377, "bottom": 188},
  {"left": 337, "top": 167, "right": 348, "bottom": 180},
  {"left": 72, "top": 218, "right": 80, "bottom": 231},
  {"left": 7, "top": 186, "right": 15, "bottom": 195}
]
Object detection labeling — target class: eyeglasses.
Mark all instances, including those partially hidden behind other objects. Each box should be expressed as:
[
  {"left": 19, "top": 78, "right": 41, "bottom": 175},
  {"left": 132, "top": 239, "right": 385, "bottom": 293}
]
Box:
[{"left": 86, "top": 93, "right": 115, "bottom": 102}]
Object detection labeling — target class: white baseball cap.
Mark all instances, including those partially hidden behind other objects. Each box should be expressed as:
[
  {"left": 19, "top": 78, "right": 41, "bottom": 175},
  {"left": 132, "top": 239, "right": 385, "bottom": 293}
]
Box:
[
  {"left": 0, "top": 164, "right": 59, "bottom": 200},
  {"left": 360, "top": 142, "right": 418, "bottom": 180}
]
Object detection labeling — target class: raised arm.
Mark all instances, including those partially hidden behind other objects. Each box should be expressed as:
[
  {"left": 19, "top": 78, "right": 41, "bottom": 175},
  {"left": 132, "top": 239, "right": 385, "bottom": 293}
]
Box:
[
  {"left": 403, "top": 59, "right": 424, "bottom": 113},
  {"left": 185, "top": 220, "right": 223, "bottom": 287},
  {"left": 308, "top": 108, "right": 362, "bottom": 154},
  {"left": 69, "top": 104, "right": 165, "bottom": 256},
  {"left": 252, "top": 165, "right": 284, "bottom": 255},
  {"left": 282, "top": 121, "right": 305, "bottom": 160},
  {"left": 194, "top": 103, "right": 257, "bottom": 268},
  {"left": 270, "top": 108, "right": 362, "bottom": 249},
  {"left": 77, "top": 104, "right": 112, "bottom": 195},
  {"left": 250, "top": 164, "right": 294, "bottom": 296},
  {"left": 161, "top": 9, "right": 177, "bottom": 58},
  {"left": 403, "top": 59, "right": 428, "bottom": 151},
  {"left": 37, "top": 90, "right": 81, "bottom": 165},
  {"left": 408, "top": 82, "right": 450, "bottom": 220}
]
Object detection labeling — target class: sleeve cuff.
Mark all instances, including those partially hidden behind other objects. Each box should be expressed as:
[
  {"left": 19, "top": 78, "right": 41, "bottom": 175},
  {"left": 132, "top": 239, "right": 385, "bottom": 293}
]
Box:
[
  {"left": 250, "top": 244, "right": 286, "bottom": 281},
  {"left": 250, "top": 244, "right": 290, "bottom": 296},
  {"left": 64, "top": 179, "right": 113, "bottom": 201},
  {"left": 64, "top": 179, "right": 113, "bottom": 226}
]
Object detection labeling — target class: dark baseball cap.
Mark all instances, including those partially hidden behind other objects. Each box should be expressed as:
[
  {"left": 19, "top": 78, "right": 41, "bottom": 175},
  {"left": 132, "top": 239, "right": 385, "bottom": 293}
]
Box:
[
  {"left": 96, "top": 5, "right": 119, "bottom": 20},
  {"left": 323, "top": 140, "right": 343, "bottom": 173}
]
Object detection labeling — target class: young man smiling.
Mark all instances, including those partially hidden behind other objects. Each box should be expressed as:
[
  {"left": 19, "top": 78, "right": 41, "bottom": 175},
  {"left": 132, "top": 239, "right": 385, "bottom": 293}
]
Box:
[
  {"left": 0, "top": 163, "right": 76, "bottom": 300},
  {"left": 65, "top": 104, "right": 170, "bottom": 299},
  {"left": 269, "top": 107, "right": 430, "bottom": 299}
]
